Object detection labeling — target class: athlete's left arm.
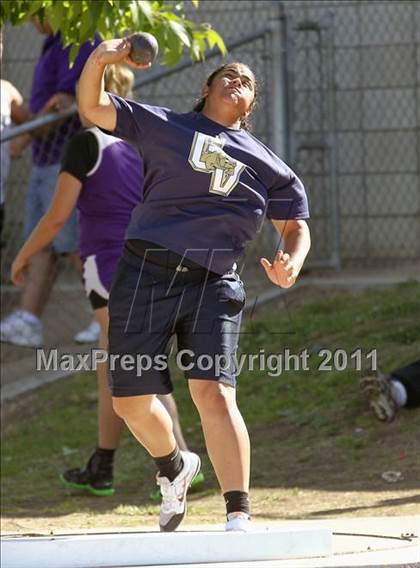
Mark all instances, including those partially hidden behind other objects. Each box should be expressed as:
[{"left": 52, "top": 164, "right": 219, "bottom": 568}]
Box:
[
  {"left": 11, "top": 172, "right": 82, "bottom": 287},
  {"left": 260, "top": 219, "right": 311, "bottom": 289}
]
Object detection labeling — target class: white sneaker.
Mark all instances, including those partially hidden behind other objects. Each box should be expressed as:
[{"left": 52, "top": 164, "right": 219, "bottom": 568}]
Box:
[
  {"left": 157, "top": 450, "right": 201, "bottom": 532},
  {"left": 0, "top": 311, "right": 43, "bottom": 348},
  {"left": 74, "top": 319, "right": 100, "bottom": 344},
  {"left": 225, "top": 512, "right": 252, "bottom": 532}
]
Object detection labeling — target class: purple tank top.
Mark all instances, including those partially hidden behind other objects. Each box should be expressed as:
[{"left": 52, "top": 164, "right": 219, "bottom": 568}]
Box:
[{"left": 77, "top": 128, "right": 143, "bottom": 258}]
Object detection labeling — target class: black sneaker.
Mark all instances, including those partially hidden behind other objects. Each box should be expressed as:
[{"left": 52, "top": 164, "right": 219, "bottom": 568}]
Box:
[{"left": 60, "top": 450, "right": 115, "bottom": 496}]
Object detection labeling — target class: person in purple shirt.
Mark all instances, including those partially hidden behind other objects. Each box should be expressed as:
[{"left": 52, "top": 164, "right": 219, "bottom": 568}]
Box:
[
  {"left": 78, "top": 37, "right": 311, "bottom": 532},
  {"left": 0, "top": 19, "right": 100, "bottom": 348},
  {"left": 11, "top": 64, "right": 203, "bottom": 499}
]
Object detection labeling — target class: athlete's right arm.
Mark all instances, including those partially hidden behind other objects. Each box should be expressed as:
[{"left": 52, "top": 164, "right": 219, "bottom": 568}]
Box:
[{"left": 78, "top": 38, "right": 150, "bottom": 132}]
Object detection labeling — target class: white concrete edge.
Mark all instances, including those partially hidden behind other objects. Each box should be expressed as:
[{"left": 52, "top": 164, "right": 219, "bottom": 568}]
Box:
[{"left": 1, "top": 525, "right": 332, "bottom": 568}]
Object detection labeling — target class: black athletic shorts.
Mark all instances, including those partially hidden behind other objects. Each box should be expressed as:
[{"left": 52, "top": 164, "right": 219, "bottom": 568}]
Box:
[{"left": 108, "top": 246, "right": 246, "bottom": 397}]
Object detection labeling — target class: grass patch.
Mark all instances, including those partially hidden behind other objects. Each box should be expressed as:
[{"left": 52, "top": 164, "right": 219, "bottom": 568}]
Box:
[{"left": 2, "top": 282, "right": 420, "bottom": 528}]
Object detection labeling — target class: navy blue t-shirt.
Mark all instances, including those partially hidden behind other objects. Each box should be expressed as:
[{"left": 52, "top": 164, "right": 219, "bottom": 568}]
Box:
[{"left": 108, "top": 94, "right": 309, "bottom": 274}]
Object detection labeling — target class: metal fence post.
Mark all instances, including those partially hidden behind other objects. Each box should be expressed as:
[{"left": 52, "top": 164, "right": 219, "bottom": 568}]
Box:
[
  {"left": 324, "top": 10, "right": 341, "bottom": 271},
  {"left": 268, "top": 6, "right": 289, "bottom": 161},
  {"left": 268, "top": 5, "right": 291, "bottom": 252}
]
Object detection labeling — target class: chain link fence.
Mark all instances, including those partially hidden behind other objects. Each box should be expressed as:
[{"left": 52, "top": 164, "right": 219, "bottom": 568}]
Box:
[
  {"left": 284, "top": 0, "right": 420, "bottom": 264},
  {"left": 1, "top": 0, "right": 419, "bottom": 386}
]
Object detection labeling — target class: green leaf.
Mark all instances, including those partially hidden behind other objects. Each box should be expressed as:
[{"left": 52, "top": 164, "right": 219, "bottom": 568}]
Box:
[
  {"left": 28, "top": 0, "right": 48, "bottom": 17},
  {"left": 96, "top": 16, "right": 113, "bottom": 40},
  {"left": 162, "top": 46, "right": 182, "bottom": 67},
  {"left": 138, "top": 0, "right": 154, "bottom": 25},
  {"left": 166, "top": 26, "right": 181, "bottom": 53},
  {"left": 191, "top": 0, "right": 199, "bottom": 7},
  {"left": 88, "top": 1, "right": 103, "bottom": 24},
  {"left": 2, "top": 0, "right": 47, "bottom": 23},
  {"left": 5, "top": 6, "right": 21, "bottom": 25},
  {"left": 190, "top": 38, "right": 204, "bottom": 62},
  {"left": 79, "top": 11, "right": 94, "bottom": 41},
  {"left": 152, "top": 21, "right": 167, "bottom": 50},
  {"left": 130, "top": 1, "right": 139, "bottom": 27},
  {"left": 205, "top": 28, "right": 227, "bottom": 55},
  {"left": 47, "top": 1, "right": 64, "bottom": 34},
  {"left": 70, "top": 0, "right": 83, "bottom": 19},
  {"left": 68, "top": 43, "right": 80, "bottom": 66},
  {"left": 168, "top": 19, "right": 191, "bottom": 48},
  {"left": 158, "top": 10, "right": 184, "bottom": 22},
  {"left": 1, "top": 0, "right": 227, "bottom": 67}
]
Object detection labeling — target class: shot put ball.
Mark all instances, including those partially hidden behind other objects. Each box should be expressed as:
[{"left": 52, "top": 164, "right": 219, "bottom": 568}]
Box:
[{"left": 128, "top": 32, "right": 159, "bottom": 65}]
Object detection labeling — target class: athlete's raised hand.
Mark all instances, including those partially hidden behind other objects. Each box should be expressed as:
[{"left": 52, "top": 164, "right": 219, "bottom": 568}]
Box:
[
  {"left": 91, "top": 38, "right": 151, "bottom": 70},
  {"left": 260, "top": 251, "right": 297, "bottom": 288}
]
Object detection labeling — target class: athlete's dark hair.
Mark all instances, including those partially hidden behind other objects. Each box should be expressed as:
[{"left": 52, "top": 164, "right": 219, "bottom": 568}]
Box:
[{"left": 193, "top": 62, "right": 258, "bottom": 131}]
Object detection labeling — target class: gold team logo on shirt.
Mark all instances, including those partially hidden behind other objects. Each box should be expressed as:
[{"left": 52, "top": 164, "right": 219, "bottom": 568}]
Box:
[{"left": 188, "top": 132, "right": 246, "bottom": 196}]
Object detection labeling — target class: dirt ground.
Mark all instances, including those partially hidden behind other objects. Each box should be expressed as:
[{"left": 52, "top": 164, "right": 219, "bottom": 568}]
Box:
[
  {"left": 2, "top": 405, "right": 419, "bottom": 535},
  {"left": 2, "top": 488, "right": 419, "bottom": 536}
]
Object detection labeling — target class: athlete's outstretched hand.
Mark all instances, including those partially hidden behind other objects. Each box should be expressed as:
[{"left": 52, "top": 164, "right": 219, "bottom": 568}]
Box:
[
  {"left": 260, "top": 251, "right": 297, "bottom": 289},
  {"left": 91, "top": 38, "right": 151, "bottom": 70}
]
